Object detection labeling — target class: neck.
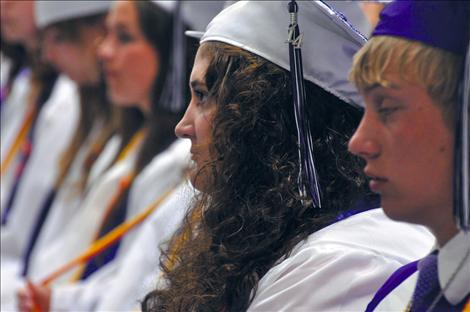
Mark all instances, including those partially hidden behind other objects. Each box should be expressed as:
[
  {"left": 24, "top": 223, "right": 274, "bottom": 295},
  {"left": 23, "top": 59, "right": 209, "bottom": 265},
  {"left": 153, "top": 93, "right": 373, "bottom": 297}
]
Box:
[
  {"left": 139, "top": 98, "right": 152, "bottom": 117},
  {"left": 24, "top": 36, "right": 38, "bottom": 52},
  {"left": 430, "top": 220, "right": 459, "bottom": 247}
]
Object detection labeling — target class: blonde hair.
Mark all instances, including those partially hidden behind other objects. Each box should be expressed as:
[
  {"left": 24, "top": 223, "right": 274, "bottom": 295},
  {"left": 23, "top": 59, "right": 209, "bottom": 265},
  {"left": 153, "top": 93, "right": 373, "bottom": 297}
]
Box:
[{"left": 350, "top": 36, "right": 463, "bottom": 122}]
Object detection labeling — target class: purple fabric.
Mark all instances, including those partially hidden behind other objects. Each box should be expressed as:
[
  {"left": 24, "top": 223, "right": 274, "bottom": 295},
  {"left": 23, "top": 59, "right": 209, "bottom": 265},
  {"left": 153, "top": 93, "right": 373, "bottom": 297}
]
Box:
[
  {"left": 365, "top": 260, "right": 418, "bottom": 312},
  {"left": 410, "top": 253, "right": 439, "bottom": 312},
  {"left": 410, "top": 252, "right": 468, "bottom": 312},
  {"left": 372, "top": 1, "right": 470, "bottom": 55}
]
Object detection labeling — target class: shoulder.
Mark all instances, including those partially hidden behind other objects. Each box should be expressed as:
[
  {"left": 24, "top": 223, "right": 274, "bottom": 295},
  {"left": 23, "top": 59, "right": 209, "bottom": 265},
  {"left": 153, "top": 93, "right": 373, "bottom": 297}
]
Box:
[
  {"left": 302, "top": 209, "right": 434, "bottom": 262},
  {"left": 248, "top": 209, "right": 434, "bottom": 311},
  {"left": 133, "top": 138, "right": 190, "bottom": 190},
  {"left": 38, "top": 75, "right": 79, "bottom": 128},
  {"left": 43, "top": 75, "right": 79, "bottom": 112},
  {"left": 127, "top": 139, "right": 191, "bottom": 214}
]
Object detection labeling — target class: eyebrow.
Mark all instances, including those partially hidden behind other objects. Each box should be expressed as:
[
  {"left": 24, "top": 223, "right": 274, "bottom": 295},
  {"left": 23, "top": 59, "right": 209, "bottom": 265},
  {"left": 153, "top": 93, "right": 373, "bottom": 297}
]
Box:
[
  {"left": 190, "top": 80, "right": 207, "bottom": 89},
  {"left": 364, "top": 82, "right": 401, "bottom": 93},
  {"left": 115, "top": 23, "right": 131, "bottom": 32}
]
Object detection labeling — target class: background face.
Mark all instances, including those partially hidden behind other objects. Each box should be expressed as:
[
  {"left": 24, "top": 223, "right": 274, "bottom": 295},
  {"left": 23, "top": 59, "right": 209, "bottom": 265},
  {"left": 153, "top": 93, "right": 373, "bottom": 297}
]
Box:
[
  {"left": 98, "top": 1, "right": 158, "bottom": 112},
  {"left": 1, "top": 1, "right": 36, "bottom": 45},
  {"left": 348, "top": 75, "right": 455, "bottom": 229},
  {"left": 42, "top": 26, "right": 102, "bottom": 85}
]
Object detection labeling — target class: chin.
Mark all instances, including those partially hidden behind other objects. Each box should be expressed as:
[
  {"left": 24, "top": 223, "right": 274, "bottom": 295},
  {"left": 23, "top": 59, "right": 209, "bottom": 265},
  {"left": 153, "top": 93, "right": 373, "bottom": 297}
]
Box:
[
  {"left": 108, "top": 93, "right": 131, "bottom": 107},
  {"left": 189, "top": 171, "right": 204, "bottom": 192},
  {"left": 381, "top": 199, "right": 425, "bottom": 226},
  {"left": 188, "top": 166, "right": 211, "bottom": 193}
]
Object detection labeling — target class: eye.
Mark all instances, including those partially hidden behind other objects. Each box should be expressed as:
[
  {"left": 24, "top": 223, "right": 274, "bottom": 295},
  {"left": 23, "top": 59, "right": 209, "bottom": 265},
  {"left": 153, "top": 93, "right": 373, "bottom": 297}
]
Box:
[
  {"left": 117, "top": 31, "right": 134, "bottom": 44},
  {"left": 52, "top": 32, "right": 67, "bottom": 43},
  {"left": 195, "top": 90, "right": 206, "bottom": 102},
  {"left": 378, "top": 106, "right": 398, "bottom": 119},
  {"left": 377, "top": 98, "right": 401, "bottom": 122},
  {"left": 193, "top": 89, "right": 208, "bottom": 105}
]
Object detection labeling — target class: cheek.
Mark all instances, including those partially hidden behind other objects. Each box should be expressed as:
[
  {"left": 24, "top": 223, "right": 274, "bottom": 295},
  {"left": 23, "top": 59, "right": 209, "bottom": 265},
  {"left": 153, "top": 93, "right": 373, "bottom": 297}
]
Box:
[
  {"left": 133, "top": 49, "right": 158, "bottom": 92},
  {"left": 121, "top": 48, "right": 157, "bottom": 94},
  {"left": 196, "top": 110, "right": 215, "bottom": 143},
  {"left": 48, "top": 47, "right": 69, "bottom": 70},
  {"left": 390, "top": 117, "right": 454, "bottom": 199},
  {"left": 14, "top": 9, "right": 35, "bottom": 38},
  {"left": 60, "top": 49, "right": 83, "bottom": 72}
]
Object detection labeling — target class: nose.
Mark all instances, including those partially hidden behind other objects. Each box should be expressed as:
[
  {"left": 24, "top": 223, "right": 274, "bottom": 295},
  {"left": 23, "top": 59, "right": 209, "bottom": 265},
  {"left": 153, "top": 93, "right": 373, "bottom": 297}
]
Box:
[
  {"left": 97, "top": 35, "right": 113, "bottom": 62},
  {"left": 175, "top": 106, "right": 194, "bottom": 139},
  {"left": 93, "top": 34, "right": 105, "bottom": 51},
  {"left": 348, "top": 113, "right": 381, "bottom": 160}
]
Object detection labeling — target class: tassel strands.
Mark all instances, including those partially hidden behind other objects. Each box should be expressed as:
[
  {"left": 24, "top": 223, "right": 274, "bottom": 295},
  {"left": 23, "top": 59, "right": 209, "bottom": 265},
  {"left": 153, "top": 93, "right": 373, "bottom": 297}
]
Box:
[{"left": 287, "top": 0, "right": 321, "bottom": 208}]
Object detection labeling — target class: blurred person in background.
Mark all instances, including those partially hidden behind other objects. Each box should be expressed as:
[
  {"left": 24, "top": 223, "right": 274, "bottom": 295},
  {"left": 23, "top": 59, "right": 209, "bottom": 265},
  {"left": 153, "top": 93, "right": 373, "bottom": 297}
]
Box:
[
  {"left": 1, "top": 2, "right": 115, "bottom": 311},
  {"left": 16, "top": 1, "right": 203, "bottom": 311},
  {"left": 0, "top": 1, "right": 79, "bottom": 309},
  {"left": 0, "top": 0, "right": 78, "bottom": 219},
  {"left": 0, "top": 35, "right": 27, "bottom": 109}
]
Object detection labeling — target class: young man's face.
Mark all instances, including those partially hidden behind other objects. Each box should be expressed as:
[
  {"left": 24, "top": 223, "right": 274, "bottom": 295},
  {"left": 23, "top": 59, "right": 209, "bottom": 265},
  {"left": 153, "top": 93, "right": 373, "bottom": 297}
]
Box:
[{"left": 348, "top": 74, "right": 455, "bottom": 230}]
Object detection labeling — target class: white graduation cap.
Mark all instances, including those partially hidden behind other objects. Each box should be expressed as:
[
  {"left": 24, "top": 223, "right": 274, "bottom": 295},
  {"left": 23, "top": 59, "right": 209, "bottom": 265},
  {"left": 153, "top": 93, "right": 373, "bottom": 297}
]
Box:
[
  {"left": 193, "top": 0, "right": 367, "bottom": 108},
  {"left": 151, "top": 1, "right": 225, "bottom": 31},
  {"left": 323, "top": 1, "right": 371, "bottom": 37},
  {"left": 35, "top": 1, "right": 113, "bottom": 29},
  {"left": 188, "top": 0, "right": 367, "bottom": 207}
]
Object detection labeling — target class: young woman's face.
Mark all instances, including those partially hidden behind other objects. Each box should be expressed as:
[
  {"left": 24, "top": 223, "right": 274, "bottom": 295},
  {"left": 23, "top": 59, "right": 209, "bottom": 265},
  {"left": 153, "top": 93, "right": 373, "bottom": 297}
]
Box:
[
  {"left": 175, "top": 47, "right": 216, "bottom": 191},
  {"left": 0, "top": 0, "right": 36, "bottom": 47},
  {"left": 42, "top": 25, "right": 102, "bottom": 85},
  {"left": 98, "top": 0, "right": 158, "bottom": 113},
  {"left": 348, "top": 74, "right": 455, "bottom": 231}
]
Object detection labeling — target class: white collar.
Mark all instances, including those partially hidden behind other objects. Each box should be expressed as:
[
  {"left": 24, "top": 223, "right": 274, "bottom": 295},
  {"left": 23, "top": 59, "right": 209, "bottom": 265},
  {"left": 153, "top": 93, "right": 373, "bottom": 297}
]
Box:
[{"left": 437, "top": 230, "right": 470, "bottom": 304}]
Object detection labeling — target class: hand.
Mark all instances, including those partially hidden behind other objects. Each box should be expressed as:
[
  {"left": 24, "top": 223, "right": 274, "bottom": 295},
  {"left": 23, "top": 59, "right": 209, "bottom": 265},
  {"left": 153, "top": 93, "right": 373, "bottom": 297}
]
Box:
[{"left": 17, "top": 281, "right": 51, "bottom": 312}]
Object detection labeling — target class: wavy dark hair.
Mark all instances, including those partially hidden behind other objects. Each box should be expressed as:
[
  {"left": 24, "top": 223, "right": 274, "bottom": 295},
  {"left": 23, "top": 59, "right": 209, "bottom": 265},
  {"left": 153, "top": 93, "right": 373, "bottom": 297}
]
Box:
[{"left": 142, "top": 42, "right": 370, "bottom": 312}]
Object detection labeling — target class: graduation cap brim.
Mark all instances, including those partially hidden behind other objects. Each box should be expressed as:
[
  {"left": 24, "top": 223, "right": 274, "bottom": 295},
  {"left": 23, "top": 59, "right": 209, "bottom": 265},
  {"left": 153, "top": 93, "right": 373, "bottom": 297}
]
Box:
[{"left": 185, "top": 31, "right": 204, "bottom": 40}]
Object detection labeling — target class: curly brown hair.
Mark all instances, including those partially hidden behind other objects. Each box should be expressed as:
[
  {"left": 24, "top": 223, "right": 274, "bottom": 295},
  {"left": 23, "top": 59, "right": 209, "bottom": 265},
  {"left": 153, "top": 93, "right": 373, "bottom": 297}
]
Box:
[{"left": 142, "top": 42, "right": 370, "bottom": 312}]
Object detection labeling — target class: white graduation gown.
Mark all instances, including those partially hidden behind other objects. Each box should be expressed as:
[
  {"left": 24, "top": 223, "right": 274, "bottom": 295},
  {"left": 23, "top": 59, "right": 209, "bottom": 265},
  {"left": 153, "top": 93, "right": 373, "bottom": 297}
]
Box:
[
  {"left": 52, "top": 182, "right": 195, "bottom": 311},
  {"left": 0, "top": 75, "right": 79, "bottom": 311},
  {"left": 247, "top": 209, "right": 435, "bottom": 312},
  {"left": 0, "top": 74, "right": 79, "bottom": 259},
  {"left": 0, "top": 133, "right": 120, "bottom": 312},
  {"left": 46, "top": 139, "right": 192, "bottom": 311},
  {"left": 1, "top": 68, "right": 32, "bottom": 213},
  {"left": 29, "top": 122, "right": 111, "bottom": 262},
  {"left": 26, "top": 133, "right": 143, "bottom": 285}
]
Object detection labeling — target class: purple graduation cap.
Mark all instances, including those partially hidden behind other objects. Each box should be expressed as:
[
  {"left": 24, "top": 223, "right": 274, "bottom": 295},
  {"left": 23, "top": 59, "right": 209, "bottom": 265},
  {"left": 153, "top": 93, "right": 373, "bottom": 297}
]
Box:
[
  {"left": 372, "top": 1, "right": 469, "bottom": 55},
  {"left": 372, "top": 0, "right": 470, "bottom": 231}
]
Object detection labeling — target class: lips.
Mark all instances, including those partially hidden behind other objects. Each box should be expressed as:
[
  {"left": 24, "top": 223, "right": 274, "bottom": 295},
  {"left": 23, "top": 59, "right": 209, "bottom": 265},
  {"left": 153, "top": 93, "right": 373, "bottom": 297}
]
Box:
[
  {"left": 105, "top": 72, "right": 117, "bottom": 80},
  {"left": 103, "top": 67, "right": 118, "bottom": 81},
  {"left": 364, "top": 169, "right": 388, "bottom": 193}
]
